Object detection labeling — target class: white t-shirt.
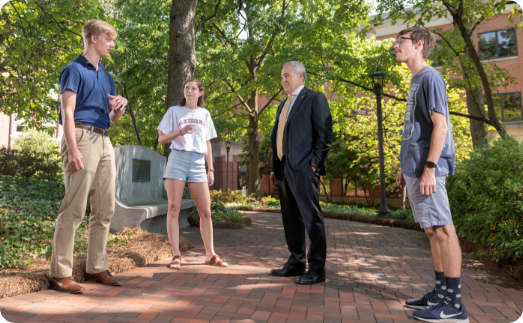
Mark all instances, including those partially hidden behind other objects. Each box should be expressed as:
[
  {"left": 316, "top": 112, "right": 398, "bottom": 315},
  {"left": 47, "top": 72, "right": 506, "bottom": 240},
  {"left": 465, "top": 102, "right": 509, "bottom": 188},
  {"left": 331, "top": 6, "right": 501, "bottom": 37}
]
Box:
[{"left": 157, "top": 106, "right": 217, "bottom": 154}]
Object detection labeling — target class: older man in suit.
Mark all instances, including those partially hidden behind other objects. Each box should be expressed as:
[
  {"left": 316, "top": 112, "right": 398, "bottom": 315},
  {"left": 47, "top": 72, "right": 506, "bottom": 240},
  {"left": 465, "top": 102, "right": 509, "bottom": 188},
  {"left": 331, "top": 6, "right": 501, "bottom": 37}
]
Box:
[{"left": 269, "top": 61, "right": 333, "bottom": 285}]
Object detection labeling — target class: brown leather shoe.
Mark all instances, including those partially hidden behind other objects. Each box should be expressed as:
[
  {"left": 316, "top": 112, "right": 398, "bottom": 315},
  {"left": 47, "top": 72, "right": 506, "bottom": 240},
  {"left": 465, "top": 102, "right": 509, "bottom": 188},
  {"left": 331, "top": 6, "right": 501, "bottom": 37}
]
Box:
[
  {"left": 50, "top": 276, "right": 85, "bottom": 293},
  {"left": 87, "top": 270, "right": 121, "bottom": 286}
]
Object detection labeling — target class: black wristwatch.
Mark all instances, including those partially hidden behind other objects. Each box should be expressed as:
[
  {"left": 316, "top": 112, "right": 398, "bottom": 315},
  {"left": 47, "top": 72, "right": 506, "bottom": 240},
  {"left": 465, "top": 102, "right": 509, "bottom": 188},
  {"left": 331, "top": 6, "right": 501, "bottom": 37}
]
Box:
[{"left": 425, "top": 161, "right": 437, "bottom": 168}]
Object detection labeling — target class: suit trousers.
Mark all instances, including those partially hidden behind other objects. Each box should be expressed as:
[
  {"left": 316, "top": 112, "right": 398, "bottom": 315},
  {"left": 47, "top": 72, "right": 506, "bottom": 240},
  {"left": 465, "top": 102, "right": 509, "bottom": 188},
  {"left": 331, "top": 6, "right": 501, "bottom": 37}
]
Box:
[
  {"left": 50, "top": 128, "right": 115, "bottom": 278},
  {"left": 277, "top": 156, "right": 326, "bottom": 272}
]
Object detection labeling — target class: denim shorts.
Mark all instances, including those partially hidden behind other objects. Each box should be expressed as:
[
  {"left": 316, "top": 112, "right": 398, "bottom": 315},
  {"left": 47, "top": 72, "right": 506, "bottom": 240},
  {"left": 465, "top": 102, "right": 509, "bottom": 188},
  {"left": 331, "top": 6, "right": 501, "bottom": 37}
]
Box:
[
  {"left": 404, "top": 175, "right": 453, "bottom": 229},
  {"left": 164, "top": 149, "right": 207, "bottom": 183}
]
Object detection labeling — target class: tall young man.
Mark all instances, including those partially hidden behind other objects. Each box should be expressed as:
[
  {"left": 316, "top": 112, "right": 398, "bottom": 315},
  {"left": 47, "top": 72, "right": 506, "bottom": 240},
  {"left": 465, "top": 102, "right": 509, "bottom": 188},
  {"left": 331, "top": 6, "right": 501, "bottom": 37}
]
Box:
[
  {"left": 49, "top": 20, "right": 128, "bottom": 293},
  {"left": 393, "top": 27, "right": 468, "bottom": 323}
]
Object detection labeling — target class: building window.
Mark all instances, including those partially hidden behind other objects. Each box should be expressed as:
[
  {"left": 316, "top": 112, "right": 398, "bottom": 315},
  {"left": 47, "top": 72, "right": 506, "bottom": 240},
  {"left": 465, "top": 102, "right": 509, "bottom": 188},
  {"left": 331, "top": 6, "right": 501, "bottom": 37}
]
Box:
[
  {"left": 478, "top": 28, "right": 517, "bottom": 60},
  {"left": 16, "top": 125, "right": 27, "bottom": 132},
  {"left": 431, "top": 40, "right": 444, "bottom": 67},
  {"left": 493, "top": 92, "right": 522, "bottom": 122}
]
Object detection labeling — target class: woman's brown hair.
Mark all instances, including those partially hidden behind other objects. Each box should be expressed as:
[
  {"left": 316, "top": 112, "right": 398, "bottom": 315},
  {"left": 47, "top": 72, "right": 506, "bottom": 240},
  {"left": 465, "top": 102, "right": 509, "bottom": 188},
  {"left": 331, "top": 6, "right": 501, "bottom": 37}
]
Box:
[{"left": 179, "top": 78, "right": 205, "bottom": 107}]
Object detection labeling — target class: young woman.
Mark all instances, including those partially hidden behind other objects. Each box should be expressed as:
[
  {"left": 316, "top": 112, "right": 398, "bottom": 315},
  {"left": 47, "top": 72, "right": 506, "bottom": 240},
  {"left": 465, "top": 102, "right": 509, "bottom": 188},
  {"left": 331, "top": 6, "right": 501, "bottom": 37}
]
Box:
[{"left": 157, "top": 78, "right": 227, "bottom": 269}]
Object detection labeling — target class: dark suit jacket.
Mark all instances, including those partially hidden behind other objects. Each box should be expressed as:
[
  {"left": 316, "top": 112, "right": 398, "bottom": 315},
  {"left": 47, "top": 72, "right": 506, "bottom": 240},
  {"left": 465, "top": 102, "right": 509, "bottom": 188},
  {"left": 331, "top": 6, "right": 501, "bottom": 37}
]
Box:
[{"left": 271, "top": 87, "right": 333, "bottom": 180}]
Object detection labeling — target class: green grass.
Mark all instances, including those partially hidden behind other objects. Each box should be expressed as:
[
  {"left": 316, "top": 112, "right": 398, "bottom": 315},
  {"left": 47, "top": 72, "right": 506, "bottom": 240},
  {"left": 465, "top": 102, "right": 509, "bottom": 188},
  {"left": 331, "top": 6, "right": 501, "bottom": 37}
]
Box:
[{"left": 0, "top": 175, "right": 131, "bottom": 269}]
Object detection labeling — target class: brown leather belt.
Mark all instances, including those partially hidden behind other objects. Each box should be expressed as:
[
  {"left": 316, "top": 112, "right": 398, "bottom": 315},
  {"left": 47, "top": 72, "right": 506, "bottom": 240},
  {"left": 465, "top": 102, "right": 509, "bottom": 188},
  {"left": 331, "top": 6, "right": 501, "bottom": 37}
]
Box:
[{"left": 75, "top": 122, "right": 109, "bottom": 136}]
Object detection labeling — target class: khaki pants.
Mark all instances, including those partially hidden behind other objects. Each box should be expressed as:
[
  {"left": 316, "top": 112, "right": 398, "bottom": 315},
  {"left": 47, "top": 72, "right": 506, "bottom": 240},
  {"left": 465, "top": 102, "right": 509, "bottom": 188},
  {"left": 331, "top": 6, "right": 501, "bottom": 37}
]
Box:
[{"left": 50, "top": 128, "right": 115, "bottom": 278}]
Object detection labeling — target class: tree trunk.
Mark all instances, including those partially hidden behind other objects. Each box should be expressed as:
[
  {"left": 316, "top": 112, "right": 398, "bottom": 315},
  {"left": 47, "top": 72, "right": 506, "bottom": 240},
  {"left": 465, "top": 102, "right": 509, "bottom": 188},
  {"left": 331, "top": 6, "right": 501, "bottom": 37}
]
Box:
[
  {"left": 165, "top": 0, "right": 198, "bottom": 158},
  {"left": 466, "top": 86, "right": 489, "bottom": 147},
  {"left": 330, "top": 179, "right": 333, "bottom": 202},
  {"left": 320, "top": 178, "right": 331, "bottom": 202},
  {"left": 126, "top": 103, "right": 142, "bottom": 146},
  {"left": 247, "top": 90, "right": 261, "bottom": 198},
  {"left": 455, "top": 18, "right": 489, "bottom": 148},
  {"left": 451, "top": 10, "right": 504, "bottom": 135}
]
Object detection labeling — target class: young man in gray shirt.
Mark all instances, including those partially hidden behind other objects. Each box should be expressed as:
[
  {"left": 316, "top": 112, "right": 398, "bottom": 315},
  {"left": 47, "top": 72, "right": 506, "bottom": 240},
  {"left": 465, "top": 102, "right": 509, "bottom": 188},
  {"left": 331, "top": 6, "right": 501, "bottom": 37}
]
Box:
[{"left": 393, "top": 26, "right": 468, "bottom": 323}]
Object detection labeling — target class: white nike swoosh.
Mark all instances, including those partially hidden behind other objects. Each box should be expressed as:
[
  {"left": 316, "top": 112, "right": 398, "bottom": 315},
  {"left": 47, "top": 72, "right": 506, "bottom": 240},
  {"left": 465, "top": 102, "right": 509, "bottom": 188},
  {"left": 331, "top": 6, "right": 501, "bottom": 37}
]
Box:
[
  {"left": 440, "top": 312, "right": 462, "bottom": 319},
  {"left": 428, "top": 301, "right": 438, "bottom": 306}
]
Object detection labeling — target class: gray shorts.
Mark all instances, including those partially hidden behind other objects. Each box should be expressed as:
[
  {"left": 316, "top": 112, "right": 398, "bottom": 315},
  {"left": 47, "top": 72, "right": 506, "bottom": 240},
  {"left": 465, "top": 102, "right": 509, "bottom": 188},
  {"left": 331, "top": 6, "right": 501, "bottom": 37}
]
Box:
[
  {"left": 164, "top": 149, "right": 207, "bottom": 183},
  {"left": 404, "top": 174, "right": 453, "bottom": 229}
]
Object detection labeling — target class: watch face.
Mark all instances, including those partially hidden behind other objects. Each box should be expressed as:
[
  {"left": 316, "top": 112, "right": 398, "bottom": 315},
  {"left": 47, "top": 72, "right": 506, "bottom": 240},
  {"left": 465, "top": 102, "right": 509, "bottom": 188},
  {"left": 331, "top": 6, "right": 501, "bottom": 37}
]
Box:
[{"left": 426, "top": 161, "right": 436, "bottom": 168}]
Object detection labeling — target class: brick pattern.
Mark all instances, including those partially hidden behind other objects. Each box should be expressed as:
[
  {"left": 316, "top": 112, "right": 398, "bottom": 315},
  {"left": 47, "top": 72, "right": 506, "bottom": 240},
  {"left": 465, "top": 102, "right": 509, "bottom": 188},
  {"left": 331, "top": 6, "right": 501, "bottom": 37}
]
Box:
[
  {"left": 1, "top": 211, "right": 521, "bottom": 323},
  {"left": 213, "top": 155, "right": 240, "bottom": 192}
]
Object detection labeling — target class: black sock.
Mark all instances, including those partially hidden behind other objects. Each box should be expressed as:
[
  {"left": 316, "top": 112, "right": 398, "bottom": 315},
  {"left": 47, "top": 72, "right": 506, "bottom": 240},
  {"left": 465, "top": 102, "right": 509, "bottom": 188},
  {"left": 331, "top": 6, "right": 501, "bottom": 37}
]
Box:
[
  {"left": 445, "top": 277, "right": 462, "bottom": 309},
  {"left": 433, "top": 271, "right": 446, "bottom": 301}
]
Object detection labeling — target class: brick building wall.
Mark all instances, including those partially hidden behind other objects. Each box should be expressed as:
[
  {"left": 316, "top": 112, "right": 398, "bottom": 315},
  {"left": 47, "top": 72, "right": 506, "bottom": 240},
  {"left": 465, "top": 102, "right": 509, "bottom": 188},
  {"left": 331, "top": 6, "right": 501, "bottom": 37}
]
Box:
[{"left": 213, "top": 155, "right": 241, "bottom": 192}]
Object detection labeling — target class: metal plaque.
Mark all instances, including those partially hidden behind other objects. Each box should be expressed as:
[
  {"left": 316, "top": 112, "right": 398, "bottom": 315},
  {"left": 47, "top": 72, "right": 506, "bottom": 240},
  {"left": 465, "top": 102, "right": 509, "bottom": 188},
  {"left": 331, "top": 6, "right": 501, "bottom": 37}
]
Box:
[{"left": 132, "top": 159, "right": 151, "bottom": 182}]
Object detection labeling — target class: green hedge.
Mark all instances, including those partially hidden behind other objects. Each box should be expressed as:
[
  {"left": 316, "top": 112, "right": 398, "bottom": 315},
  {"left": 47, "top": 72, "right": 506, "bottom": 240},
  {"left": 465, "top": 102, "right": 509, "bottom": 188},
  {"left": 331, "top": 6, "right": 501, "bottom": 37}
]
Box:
[
  {"left": 0, "top": 131, "right": 62, "bottom": 181},
  {"left": 447, "top": 137, "right": 523, "bottom": 262}
]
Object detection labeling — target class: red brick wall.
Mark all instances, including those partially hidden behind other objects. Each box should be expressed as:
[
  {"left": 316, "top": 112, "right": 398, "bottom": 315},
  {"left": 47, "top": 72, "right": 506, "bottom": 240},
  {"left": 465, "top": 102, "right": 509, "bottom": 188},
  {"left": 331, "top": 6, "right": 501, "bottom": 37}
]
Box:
[{"left": 213, "top": 155, "right": 240, "bottom": 192}]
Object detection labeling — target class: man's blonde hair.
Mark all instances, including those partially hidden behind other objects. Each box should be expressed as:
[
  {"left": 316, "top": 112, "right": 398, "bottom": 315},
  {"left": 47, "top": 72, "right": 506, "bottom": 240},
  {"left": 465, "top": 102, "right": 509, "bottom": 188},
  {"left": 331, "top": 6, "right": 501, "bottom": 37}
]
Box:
[{"left": 82, "top": 19, "right": 117, "bottom": 50}]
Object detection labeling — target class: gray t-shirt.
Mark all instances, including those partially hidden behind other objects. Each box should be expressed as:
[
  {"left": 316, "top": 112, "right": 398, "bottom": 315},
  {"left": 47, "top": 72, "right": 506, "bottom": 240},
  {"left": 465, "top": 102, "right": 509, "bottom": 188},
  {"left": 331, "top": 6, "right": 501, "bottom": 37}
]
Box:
[{"left": 400, "top": 66, "right": 455, "bottom": 178}]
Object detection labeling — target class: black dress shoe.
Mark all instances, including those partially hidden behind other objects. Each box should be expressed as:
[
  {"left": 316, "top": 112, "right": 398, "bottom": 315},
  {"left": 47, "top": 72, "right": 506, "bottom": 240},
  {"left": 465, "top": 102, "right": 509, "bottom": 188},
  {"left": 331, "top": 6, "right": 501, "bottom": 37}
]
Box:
[
  {"left": 270, "top": 265, "right": 306, "bottom": 277},
  {"left": 296, "top": 271, "right": 326, "bottom": 285}
]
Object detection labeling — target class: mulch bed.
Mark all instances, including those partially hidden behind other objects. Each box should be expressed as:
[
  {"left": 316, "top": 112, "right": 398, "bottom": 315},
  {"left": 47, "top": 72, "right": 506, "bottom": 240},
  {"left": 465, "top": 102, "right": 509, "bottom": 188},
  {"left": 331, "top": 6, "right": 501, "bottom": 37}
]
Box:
[
  {"left": 188, "top": 215, "right": 253, "bottom": 229},
  {"left": 0, "top": 227, "right": 191, "bottom": 299},
  {"left": 459, "top": 237, "right": 523, "bottom": 285},
  {"left": 235, "top": 206, "right": 423, "bottom": 231}
]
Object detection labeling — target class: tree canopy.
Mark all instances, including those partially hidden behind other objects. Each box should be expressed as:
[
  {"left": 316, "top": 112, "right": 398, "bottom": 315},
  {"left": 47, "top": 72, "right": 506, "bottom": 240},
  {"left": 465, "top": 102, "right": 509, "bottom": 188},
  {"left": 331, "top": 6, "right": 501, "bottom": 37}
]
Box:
[
  {"left": 0, "top": 0, "right": 105, "bottom": 127},
  {"left": 371, "top": 0, "right": 523, "bottom": 139}
]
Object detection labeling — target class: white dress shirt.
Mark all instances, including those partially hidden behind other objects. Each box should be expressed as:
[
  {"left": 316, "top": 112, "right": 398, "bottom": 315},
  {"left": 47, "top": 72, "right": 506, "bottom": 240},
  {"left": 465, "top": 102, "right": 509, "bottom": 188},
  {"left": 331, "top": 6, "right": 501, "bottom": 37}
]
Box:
[{"left": 278, "top": 85, "right": 305, "bottom": 127}]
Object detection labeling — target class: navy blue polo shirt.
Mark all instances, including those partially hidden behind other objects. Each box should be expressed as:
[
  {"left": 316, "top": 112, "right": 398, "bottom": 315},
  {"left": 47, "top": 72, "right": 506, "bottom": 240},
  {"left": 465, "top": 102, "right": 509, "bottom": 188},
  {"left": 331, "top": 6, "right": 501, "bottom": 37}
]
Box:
[{"left": 59, "top": 55, "right": 117, "bottom": 129}]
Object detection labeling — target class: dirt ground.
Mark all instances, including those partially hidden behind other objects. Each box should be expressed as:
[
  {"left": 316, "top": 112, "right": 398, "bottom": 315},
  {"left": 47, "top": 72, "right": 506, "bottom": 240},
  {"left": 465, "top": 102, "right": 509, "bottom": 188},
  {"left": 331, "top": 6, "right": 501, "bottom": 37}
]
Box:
[{"left": 0, "top": 227, "right": 191, "bottom": 299}]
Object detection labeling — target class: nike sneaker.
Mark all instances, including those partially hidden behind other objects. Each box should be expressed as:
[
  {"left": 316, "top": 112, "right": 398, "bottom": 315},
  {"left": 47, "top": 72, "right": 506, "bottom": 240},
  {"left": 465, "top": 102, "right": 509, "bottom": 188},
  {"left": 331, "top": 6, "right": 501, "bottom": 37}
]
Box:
[
  {"left": 413, "top": 301, "right": 469, "bottom": 323},
  {"left": 405, "top": 290, "right": 441, "bottom": 309}
]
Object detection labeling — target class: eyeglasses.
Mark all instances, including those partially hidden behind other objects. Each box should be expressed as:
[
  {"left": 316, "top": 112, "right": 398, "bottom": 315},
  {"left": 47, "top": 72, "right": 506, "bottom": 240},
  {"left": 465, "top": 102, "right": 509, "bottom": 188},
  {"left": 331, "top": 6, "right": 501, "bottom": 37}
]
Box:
[{"left": 395, "top": 37, "right": 416, "bottom": 45}]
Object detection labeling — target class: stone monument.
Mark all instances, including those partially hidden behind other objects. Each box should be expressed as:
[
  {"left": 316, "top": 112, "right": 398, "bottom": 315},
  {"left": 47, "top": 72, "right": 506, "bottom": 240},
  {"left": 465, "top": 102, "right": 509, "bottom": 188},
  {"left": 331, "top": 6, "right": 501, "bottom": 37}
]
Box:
[{"left": 110, "top": 145, "right": 195, "bottom": 234}]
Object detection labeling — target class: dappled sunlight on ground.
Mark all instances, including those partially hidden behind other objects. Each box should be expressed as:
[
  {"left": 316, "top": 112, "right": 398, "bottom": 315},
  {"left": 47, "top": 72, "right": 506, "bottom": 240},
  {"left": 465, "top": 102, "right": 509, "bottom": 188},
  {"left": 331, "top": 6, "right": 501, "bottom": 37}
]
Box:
[{"left": 0, "top": 211, "right": 521, "bottom": 322}]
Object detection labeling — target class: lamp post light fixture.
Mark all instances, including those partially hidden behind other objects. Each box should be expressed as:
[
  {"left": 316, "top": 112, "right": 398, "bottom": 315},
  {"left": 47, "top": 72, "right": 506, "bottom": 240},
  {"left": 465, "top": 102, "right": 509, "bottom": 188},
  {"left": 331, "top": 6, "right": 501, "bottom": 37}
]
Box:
[
  {"left": 369, "top": 67, "right": 391, "bottom": 218},
  {"left": 225, "top": 140, "right": 232, "bottom": 192}
]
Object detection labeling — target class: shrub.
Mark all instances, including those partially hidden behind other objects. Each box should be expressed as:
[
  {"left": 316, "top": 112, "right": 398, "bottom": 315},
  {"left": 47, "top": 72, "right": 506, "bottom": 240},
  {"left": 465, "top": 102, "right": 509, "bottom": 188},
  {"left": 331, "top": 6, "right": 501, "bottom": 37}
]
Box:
[
  {"left": 189, "top": 200, "right": 244, "bottom": 223},
  {"left": 210, "top": 189, "right": 256, "bottom": 204},
  {"left": 0, "top": 131, "right": 63, "bottom": 181},
  {"left": 0, "top": 148, "right": 18, "bottom": 176},
  {"left": 15, "top": 130, "right": 63, "bottom": 181},
  {"left": 447, "top": 137, "right": 523, "bottom": 262}
]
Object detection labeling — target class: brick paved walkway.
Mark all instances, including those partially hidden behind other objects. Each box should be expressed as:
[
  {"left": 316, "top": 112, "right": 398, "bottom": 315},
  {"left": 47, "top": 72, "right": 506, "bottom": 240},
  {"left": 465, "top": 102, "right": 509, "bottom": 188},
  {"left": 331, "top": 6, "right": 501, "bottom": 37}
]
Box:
[{"left": 1, "top": 211, "right": 522, "bottom": 323}]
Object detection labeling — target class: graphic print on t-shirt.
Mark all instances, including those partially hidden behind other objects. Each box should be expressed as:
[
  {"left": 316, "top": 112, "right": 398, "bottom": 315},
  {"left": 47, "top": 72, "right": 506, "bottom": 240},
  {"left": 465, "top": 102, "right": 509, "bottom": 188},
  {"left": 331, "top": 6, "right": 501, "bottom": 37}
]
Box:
[
  {"left": 157, "top": 106, "right": 217, "bottom": 154},
  {"left": 178, "top": 118, "right": 206, "bottom": 128},
  {"left": 402, "top": 83, "right": 420, "bottom": 141}
]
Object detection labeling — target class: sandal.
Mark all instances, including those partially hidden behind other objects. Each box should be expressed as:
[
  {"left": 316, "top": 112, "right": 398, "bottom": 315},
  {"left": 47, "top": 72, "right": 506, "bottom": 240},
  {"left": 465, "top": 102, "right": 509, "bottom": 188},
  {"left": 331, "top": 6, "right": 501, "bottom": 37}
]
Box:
[
  {"left": 170, "top": 255, "right": 182, "bottom": 269},
  {"left": 208, "top": 255, "right": 228, "bottom": 267}
]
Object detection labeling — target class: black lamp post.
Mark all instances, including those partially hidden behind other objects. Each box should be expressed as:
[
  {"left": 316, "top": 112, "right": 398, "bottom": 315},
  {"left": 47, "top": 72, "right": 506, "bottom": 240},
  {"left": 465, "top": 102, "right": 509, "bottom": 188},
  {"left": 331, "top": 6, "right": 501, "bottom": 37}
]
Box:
[
  {"left": 226, "top": 140, "right": 232, "bottom": 191},
  {"left": 369, "top": 68, "right": 391, "bottom": 218}
]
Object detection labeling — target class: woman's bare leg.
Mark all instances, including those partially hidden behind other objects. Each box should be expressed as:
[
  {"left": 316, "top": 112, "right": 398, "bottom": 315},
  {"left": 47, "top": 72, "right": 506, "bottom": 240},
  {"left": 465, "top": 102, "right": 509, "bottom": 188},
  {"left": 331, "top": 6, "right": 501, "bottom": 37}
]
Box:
[
  {"left": 165, "top": 179, "right": 187, "bottom": 259},
  {"left": 188, "top": 182, "right": 218, "bottom": 262}
]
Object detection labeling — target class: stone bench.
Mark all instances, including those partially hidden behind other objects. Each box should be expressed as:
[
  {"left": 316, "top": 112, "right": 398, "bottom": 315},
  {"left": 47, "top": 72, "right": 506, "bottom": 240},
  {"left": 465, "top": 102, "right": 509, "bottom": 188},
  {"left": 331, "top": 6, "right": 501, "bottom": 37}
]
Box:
[{"left": 110, "top": 145, "right": 195, "bottom": 234}]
